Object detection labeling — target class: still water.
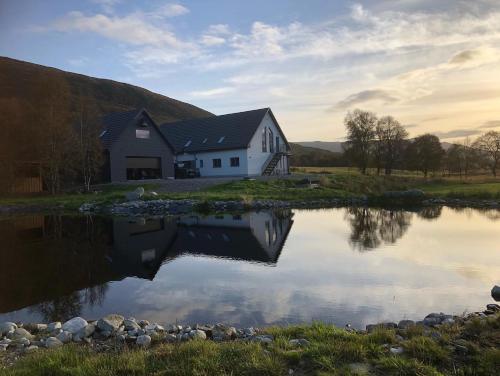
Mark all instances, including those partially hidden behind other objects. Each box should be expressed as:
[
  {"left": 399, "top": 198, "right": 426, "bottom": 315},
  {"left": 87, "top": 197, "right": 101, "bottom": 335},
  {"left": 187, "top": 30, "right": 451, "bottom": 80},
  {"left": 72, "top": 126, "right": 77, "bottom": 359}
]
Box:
[{"left": 0, "top": 207, "right": 499, "bottom": 329}]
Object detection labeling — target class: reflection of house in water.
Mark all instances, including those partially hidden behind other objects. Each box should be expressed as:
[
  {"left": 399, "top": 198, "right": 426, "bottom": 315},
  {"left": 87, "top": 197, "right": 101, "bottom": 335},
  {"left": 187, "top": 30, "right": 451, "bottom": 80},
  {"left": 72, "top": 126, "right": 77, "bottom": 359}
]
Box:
[
  {"left": 168, "top": 210, "right": 294, "bottom": 265},
  {"left": 0, "top": 210, "right": 294, "bottom": 316},
  {"left": 109, "top": 217, "right": 178, "bottom": 280}
]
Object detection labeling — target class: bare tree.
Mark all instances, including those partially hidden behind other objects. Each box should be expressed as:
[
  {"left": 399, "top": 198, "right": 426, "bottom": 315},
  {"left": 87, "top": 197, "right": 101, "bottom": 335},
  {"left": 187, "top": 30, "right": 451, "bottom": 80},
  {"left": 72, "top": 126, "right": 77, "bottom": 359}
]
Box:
[
  {"left": 31, "top": 74, "right": 74, "bottom": 194},
  {"left": 375, "top": 116, "right": 408, "bottom": 175},
  {"left": 344, "top": 109, "right": 377, "bottom": 174},
  {"left": 75, "top": 96, "right": 103, "bottom": 191},
  {"left": 473, "top": 131, "right": 500, "bottom": 176}
]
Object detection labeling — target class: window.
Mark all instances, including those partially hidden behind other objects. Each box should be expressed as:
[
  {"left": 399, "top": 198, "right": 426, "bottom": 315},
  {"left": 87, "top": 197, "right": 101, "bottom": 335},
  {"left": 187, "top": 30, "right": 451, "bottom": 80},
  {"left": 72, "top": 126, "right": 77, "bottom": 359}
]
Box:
[
  {"left": 199, "top": 159, "right": 204, "bottom": 168},
  {"left": 262, "top": 128, "right": 267, "bottom": 152},
  {"left": 136, "top": 129, "right": 150, "bottom": 139},
  {"left": 276, "top": 136, "right": 280, "bottom": 152},
  {"left": 269, "top": 129, "right": 274, "bottom": 152},
  {"left": 99, "top": 130, "right": 107, "bottom": 138},
  {"left": 217, "top": 136, "right": 225, "bottom": 143},
  {"left": 212, "top": 158, "right": 222, "bottom": 168},
  {"left": 184, "top": 140, "right": 192, "bottom": 147},
  {"left": 202, "top": 138, "right": 208, "bottom": 144},
  {"left": 230, "top": 157, "right": 240, "bottom": 167}
]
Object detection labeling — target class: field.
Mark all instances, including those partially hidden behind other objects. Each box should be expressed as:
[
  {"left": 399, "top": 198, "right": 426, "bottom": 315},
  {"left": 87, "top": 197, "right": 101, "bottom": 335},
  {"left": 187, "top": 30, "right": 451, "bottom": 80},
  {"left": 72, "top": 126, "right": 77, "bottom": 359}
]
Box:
[{"left": 1, "top": 169, "right": 500, "bottom": 210}]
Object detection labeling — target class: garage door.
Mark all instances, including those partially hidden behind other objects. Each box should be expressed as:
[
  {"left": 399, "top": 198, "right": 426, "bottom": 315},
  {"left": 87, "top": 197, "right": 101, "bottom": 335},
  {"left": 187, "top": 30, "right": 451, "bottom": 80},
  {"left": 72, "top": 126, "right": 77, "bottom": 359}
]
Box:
[{"left": 126, "top": 157, "right": 162, "bottom": 180}]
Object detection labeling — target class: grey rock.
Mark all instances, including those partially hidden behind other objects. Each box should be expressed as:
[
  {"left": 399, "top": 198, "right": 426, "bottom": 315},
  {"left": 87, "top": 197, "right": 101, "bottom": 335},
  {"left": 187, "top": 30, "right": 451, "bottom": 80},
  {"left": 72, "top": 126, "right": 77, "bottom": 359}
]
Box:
[
  {"left": 24, "top": 345, "right": 38, "bottom": 353},
  {"left": 164, "top": 334, "right": 178, "bottom": 343},
  {"left": 182, "top": 326, "right": 192, "bottom": 333},
  {"left": 251, "top": 335, "right": 273, "bottom": 344},
  {"left": 10, "top": 328, "right": 34, "bottom": 340},
  {"left": 243, "top": 327, "right": 256, "bottom": 336},
  {"left": 62, "top": 317, "right": 88, "bottom": 334},
  {"left": 486, "top": 303, "right": 500, "bottom": 312},
  {"left": 56, "top": 331, "right": 73, "bottom": 344},
  {"left": 126, "top": 187, "right": 145, "bottom": 201},
  {"left": 492, "top": 285, "right": 500, "bottom": 301},
  {"left": 123, "top": 319, "right": 140, "bottom": 331},
  {"left": 398, "top": 320, "right": 415, "bottom": 329},
  {"left": 289, "top": 339, "right": 310, "bottom": 347},
  {"left": 139, "top": 320, "right": 150, "bottom": 327},
  {"left": 15, "top": 337, "right": 30, "bottom": 347},
  {"left": 166, "top": 324, "right": 179, "bottom": 333},
  {"left": 75, "top": 323, "right": 95, "bottom": 340},
  {"left": 390, "top": 346, "right": 404, "bottom": 355},
  {"left": 97, "top": 314, "right": 124, "bottom": 332},
  {"left": 24, "top": 323, "right": 47, "bottom": 333},
  {"left": 181, "top": 333, "right": 190, "bottom": 341},
  {"left": 0, "top": 322, "right": 17, "bottom": 336},
  {"left": 48, "top": 322, "right": 62, "bottom": 332},
  {"left": 136, "top": 335, "right": 152, "bottom": 347},
  {"left": 45, "top": 337, "right": 64, "bottom": 349},
  {"left": 189, "top": 330, "right": 207, "bottom": 340}
]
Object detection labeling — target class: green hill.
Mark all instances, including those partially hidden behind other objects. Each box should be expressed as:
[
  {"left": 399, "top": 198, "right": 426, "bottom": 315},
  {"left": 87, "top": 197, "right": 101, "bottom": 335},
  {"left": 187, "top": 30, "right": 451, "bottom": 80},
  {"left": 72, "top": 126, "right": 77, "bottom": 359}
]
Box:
[{"left": 0, "top": 56, "right": 211, "bottom": 125}]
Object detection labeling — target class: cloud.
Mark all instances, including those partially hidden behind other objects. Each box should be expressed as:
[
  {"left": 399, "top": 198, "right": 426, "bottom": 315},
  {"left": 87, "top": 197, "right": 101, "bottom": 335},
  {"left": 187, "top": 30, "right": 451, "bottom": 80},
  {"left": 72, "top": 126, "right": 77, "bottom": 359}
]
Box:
[
  {"left": 433, "top": 129, "right": 482, "bottom": 139},
  {"left": 151, "top": 4, "right": 189, "bottom": 18},
  {"left": 479, "top": 120, "right": 500, "bottom": 129},
  {"left": 449, "top": 49, "right": 482, "bottom": 64},
  {"left": 189, "top": 87, "right": 236, "bottom": 98},
  {"left": 51, "top": 11, "right": 185, "bottom": 47},
  {"left": 333, "top": 89, "right": 399, "bottom": 110},
  {"left": 91, "top": 0, "right": 120, "bottom": 14},
  {"left": 200, "top": 35, "right": 226, "bottom": 46}
]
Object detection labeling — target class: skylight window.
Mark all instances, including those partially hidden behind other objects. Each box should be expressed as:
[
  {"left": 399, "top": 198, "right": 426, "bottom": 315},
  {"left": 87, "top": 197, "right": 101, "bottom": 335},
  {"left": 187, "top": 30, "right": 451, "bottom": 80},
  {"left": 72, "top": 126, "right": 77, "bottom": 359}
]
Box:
[
  {"left": 217, "top": 136, "right": 225, "bottom": 143},
  {"left": 184, "top": 140, "right": 192, "bottom": 147},
  {"left": 99, "top": 130, "right": 107, "bottom": 138},
  {"left": 202, "top": 138, "right": 208, "bottom": 144}
]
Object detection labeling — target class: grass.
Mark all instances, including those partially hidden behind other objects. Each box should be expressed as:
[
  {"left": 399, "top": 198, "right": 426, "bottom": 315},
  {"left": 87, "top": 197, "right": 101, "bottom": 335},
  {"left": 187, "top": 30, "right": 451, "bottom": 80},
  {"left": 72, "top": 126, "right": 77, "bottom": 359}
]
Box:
[
  {"left": 1, "top": 316, "right": 499, "bottom": 376},
  {"left": 1, "top": 169, "right": 500, "bottom": 211}
]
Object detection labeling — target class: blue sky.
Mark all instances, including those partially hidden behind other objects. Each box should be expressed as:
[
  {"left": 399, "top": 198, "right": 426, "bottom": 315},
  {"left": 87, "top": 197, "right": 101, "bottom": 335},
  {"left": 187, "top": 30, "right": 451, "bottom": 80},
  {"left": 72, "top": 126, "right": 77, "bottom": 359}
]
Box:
[{"left": 1, "top": 0, "right": 500, "bottom": 141}]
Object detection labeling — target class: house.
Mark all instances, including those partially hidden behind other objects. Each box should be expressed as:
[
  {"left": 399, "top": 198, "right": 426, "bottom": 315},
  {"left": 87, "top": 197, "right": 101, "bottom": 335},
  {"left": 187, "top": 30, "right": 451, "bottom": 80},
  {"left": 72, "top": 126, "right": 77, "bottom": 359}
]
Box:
[
  {"left": 100, "top": 108, "right": 175, "bottom": 182},
  {"left": 159, "top": 108, "right": 291, "bottom": 178}
]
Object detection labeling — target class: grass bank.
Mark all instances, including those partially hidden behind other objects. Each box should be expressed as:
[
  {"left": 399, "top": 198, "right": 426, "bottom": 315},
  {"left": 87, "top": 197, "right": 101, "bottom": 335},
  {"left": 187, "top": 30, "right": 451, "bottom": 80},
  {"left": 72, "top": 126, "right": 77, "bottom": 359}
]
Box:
[
  {"left": 1, "top": 170, "right": 500, "bottom": 211},
  {"left": 1, "top": 315, "right": 499, "bottom": 376}
]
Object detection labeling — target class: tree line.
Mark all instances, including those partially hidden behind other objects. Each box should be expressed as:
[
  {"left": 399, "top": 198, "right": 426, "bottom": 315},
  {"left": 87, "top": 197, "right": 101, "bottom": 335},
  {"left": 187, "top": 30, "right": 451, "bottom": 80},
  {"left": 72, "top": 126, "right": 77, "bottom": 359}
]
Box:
[
  {"left": 344, "top": 109, "right": 500, "bottom": 177},
  {"left": 0, "top": 73, "right": 103, "bottom": 194}
]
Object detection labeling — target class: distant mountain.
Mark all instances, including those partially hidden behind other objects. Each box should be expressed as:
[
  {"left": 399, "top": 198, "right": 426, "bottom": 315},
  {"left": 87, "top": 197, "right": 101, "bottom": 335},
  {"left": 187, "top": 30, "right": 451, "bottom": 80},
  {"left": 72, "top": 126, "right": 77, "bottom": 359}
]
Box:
[
  {"left": 297, "top": 140, "right": 454, "bottom": 152},
  {"left": 0, "top": 56, "right": 212, "bottom": 125},
  {"left": 295, "top": 141, "right": 344, "bottom": 153},
  {"left": 290, "top": 142, "right": 346, "bottom": 167}
]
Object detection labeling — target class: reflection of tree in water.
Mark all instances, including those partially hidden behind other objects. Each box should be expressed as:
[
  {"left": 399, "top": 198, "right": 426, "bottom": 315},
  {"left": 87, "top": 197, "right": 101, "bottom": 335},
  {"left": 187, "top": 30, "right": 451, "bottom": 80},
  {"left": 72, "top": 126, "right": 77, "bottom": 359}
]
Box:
[
  {"left": 416, "top": 206, "right": 443, "bottom": 220},
  {"left": 30, "top": 284, "right": 108, "bottom": 322},
  {"left": 345, "top": 208, "right": 413, "bottom": 251}
]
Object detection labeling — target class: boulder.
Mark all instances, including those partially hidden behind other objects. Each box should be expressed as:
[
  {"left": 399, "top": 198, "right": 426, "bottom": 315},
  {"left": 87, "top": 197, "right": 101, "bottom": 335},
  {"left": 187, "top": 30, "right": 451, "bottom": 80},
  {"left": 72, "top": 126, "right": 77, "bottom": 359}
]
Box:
[
  {"left": 398, "top": 320, "right": 415, "bottom": 330},
  {"left": 189, "top": 330, "right": 207, "bottom": 340},
  {"left": 62, "top": 317, "right": 88, "bottom": 334},
  {"left": 164, "top": 334, "right": 177, "bottom": 343},
  {"left": 126, "top": 187, "right": 145, "bottom": 201},
  {"left": 97, "top": 314, "right": 124, "bottom": 332},
  {"left": 289, "top": 338, "right": 310, "bottom": 347},
  {"left": 45, "top": 337, "right": 64, "bottom": 349},
  {"left": 136, "top": 335, "right": 151, "bottom": 347},
  {"left": 14, "top": 337, "right": 30, "bottom": 347},
  {"left": 250, "top": 335, "right": 273, "bottom": 344},
  {"left": 24, "top": 345, "right": 38, "bottom": 353},
  {"left": 75, "top": 323, "right": 95, "bottom": 340},
  {"left": 47, "top": 322, "right": 62, "bottom": 332},
  {"left": 486, "top": 303, "right": 500, "bottom": 312},
  {"left": 56, "top": 331, "right": 73, "bottom": 344},
  {"left": 390, "top": 346, "right": 404, "bottom": 355},
  {"left": 10, "top": 328, "right": 34, "bottom": 340},
  {"left": 0, "top": 322, "right": 17, "bottom": 336},
  {"left": 123, "top": 319, "right": 140, "bottom": 331},
  {"left": 491, "top": 285, "right": 500, "bottom": 301}
]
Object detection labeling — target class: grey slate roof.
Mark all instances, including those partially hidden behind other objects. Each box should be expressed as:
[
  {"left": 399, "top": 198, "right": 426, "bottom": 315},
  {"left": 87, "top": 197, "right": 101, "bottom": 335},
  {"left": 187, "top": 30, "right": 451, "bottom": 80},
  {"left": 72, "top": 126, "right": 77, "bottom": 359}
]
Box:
[
  {"left": 100, "top": 108, "right": 174, "bottom": 151},
  {"left": 159, "top": 108, "right": 289, "bottom": 154}
]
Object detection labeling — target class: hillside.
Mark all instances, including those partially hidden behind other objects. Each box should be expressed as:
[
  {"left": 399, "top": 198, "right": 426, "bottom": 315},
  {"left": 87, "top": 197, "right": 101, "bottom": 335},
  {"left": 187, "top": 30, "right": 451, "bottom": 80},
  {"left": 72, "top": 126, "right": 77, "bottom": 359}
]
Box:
[
  {"left": 290, "top": 143, "right": 346, "bottom": 167},
  {"left": 0, "top": 57, "right": 212, "bottom": 125},
  {"left": 296, "top": 141, "right": 344, "bottom": 153}
]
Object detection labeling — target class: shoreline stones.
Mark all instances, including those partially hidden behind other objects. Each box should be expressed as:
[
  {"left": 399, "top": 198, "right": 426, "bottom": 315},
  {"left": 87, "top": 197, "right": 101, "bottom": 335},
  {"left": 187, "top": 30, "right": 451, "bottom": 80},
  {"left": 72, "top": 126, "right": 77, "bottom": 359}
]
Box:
[{"left": 0, "top": 303, "right": 498, "bottom": 357}]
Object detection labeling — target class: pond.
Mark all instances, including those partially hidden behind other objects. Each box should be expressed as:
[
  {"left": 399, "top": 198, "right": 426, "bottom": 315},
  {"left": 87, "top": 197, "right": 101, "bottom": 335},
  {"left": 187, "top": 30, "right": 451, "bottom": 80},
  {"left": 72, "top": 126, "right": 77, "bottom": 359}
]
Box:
[{"left": 0, "top": 207, "right": 499, "bottom": 329}]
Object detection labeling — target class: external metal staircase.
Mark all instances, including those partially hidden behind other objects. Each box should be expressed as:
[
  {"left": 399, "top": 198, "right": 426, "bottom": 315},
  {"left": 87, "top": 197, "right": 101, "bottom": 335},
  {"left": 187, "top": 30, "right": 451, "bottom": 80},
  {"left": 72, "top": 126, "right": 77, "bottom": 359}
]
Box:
[{"left": 262, "top": 153, "right": 283, "bottom": 176}]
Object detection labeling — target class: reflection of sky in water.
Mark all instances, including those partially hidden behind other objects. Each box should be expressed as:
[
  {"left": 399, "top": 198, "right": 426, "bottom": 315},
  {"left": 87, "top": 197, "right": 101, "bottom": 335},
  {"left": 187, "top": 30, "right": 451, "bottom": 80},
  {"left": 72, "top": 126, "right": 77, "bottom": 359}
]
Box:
[{"left": 1, "top": 207, "right": 499, "bottom": 329}]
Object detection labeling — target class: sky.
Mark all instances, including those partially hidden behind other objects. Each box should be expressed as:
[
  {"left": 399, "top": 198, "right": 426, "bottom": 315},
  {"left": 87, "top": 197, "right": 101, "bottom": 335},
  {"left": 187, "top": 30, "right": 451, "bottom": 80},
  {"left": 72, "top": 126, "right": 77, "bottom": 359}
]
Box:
[{"left": 1, "top": 0, "right": 500, "bottom": 142}]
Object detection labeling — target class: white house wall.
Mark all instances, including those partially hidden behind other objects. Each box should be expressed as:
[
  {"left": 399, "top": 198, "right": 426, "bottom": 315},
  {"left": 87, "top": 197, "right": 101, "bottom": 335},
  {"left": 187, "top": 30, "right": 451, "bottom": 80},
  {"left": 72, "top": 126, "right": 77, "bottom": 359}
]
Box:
[
  {"left": 176, "top": 149, "right": 248, "bottom": 177},
  {"left": 247, "top": 112, "right": 287, "bottom": 176}
]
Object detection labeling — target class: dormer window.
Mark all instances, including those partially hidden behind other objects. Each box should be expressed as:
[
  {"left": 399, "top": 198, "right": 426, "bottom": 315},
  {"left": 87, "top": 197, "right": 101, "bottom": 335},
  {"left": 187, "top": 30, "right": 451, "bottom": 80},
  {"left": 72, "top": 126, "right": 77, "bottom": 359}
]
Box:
[
  {"left": 217, "top": 136, "right": 225, "bottom": 143},
  {"left": 136, "top": 129, "right": 150, "bottom": 139},
  {"left": 184, "top": 140, "right": 192, "bottom": 147}
]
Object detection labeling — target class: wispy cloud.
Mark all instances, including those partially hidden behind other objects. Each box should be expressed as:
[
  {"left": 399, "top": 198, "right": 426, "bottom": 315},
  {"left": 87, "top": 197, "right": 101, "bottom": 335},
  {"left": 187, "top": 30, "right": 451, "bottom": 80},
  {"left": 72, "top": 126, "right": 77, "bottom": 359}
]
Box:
[
  {"left": 479, "top": 120, "right": 500, "bottom": 129},
  {"left": 434, "top": 128, "right": 482, "bottom": 139},
  {"left": 333, "top": 89, "right": 399, "bottom": 110},
  {"left": 150, "top": 4, "right": 189, "bottom": 19},
  {"left": 189, "top": 87, "right": 236, "bottom": 98}
]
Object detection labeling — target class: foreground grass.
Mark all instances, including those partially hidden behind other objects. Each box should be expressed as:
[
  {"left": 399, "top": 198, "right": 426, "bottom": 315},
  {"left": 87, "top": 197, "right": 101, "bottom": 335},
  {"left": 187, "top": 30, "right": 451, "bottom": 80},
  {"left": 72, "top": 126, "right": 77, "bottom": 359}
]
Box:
[
  {"left": 1, "top": 169, "right": 500, "bottom": 210},
  {"left": 1, "top": 316, "right": 499, "bottom": 376}
]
